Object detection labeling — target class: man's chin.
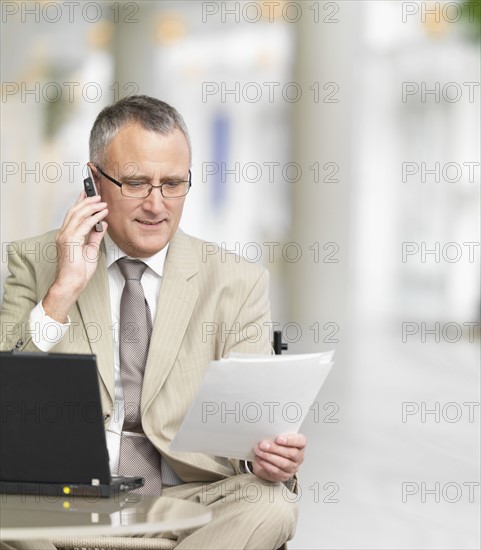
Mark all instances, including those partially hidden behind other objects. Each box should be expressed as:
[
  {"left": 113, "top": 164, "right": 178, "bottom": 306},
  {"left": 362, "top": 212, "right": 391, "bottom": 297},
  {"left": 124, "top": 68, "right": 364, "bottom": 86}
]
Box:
[{"left": 115, "top": 235, "right": 167, "bottom": 258}]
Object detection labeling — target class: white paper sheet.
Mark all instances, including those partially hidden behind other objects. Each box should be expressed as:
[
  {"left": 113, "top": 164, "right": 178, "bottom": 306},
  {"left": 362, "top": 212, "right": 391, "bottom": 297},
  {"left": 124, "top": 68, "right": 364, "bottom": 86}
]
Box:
[{"left": 170, "top": 351, "right": 334, "bottom": 460}]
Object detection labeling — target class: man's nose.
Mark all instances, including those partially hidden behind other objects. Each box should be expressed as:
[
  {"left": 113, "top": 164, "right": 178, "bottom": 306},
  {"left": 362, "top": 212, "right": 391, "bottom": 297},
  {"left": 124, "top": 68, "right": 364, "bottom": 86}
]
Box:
[{"left": 142, "top": 186, "right": 165, "bottom": 211}]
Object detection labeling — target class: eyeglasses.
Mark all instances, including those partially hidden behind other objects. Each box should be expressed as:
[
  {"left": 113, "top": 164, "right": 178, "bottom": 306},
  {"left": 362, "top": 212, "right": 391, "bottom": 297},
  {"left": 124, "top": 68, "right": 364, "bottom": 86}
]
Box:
[{"left": 95, "top": 166, "right": 192, "bottom": 199}]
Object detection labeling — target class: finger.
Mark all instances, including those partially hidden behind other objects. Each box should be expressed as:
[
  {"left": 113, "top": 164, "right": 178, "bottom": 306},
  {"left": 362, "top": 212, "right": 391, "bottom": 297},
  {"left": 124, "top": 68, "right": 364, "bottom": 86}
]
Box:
[
  {"left": 255, "top": 442, "right": 302, "bottom": 466},
  {"left": 257, "top": 440, "right": 302, "bottom": 461},
  {"left": 275, "top": 433, "right": 307, "bottom": 449},
  {"left": 79, "top": 207, "right": 109, "bottom": 237},
  {"left": 254, "top": 447, "right": 298, "bottom": 474},
  {"left": 62, "top": 195, "right": 103, "bottom": 229},
  {"left": 254, "top": 458, "right": 293, "bottom": 482},
  {"left": 61, "top": 199, "right": 107, "bottom": 236}
]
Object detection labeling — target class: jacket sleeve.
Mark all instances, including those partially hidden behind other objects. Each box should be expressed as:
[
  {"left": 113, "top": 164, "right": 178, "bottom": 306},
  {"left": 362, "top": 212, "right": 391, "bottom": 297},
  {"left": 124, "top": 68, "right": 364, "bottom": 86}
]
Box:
[
  {"left": 0, "top": 238, "right": 55, "bottom": 353},
  {"left": 1, "top": 241, "right": 38, "bottom": 351}
]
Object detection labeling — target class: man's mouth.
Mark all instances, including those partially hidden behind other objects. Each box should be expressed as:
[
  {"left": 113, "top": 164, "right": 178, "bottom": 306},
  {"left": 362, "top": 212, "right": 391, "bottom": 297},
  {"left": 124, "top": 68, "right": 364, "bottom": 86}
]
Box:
[{"left": 136, "top": 219, "right": 165, "bottom": 226}]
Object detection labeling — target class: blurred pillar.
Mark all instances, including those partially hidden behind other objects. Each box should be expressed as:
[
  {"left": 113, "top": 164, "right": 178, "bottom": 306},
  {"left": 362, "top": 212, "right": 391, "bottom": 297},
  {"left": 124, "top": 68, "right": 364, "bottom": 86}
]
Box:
[
  {"left": 283, "top": 7, "right": 361, "bottom": 520},
  {"left": 287, "top": 5, "right": 360, "bottom": 360},
  {"left": 111, "top": 2, "right": 160, "bottom": 98}
]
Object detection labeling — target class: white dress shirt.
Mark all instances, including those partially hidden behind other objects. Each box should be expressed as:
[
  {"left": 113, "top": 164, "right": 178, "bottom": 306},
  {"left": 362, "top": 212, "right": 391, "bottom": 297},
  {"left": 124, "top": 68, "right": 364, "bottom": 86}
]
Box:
[{"left": 28, "top": 233, "right": 168, "bottom": 475}]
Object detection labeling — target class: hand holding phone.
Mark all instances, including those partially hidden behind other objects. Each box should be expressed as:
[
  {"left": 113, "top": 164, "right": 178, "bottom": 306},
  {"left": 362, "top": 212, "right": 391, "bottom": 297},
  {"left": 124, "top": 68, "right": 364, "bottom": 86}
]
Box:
[{"left": 83, "top": 167, "right": 103, "bottom": 232}]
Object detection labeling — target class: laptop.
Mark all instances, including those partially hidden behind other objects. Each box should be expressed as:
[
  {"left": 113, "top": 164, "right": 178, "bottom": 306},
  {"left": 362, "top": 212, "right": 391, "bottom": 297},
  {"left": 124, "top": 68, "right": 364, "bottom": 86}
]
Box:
[{"left": 0, "top": 351, "right": 144, "bottom": 497}]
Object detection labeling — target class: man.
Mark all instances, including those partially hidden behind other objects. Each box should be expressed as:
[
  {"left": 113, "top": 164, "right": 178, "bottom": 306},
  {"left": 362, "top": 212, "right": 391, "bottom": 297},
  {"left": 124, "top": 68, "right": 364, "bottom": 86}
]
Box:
[{"left": 1, "top": 95, "right": 306, "bottom": 549}]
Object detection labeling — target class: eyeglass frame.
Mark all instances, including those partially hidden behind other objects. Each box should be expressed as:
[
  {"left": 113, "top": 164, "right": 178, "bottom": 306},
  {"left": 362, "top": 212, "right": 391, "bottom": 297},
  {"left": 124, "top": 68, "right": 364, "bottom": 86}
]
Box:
[{"left": 94, "top": 165, "right": 192, "bottom": 199}]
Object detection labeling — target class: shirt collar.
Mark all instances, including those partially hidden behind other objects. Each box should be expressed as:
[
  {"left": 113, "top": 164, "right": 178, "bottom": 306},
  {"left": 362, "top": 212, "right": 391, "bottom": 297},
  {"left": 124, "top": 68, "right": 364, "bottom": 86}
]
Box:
[{"left": 103, "top": 232, "right": 169, "bottom": 278}]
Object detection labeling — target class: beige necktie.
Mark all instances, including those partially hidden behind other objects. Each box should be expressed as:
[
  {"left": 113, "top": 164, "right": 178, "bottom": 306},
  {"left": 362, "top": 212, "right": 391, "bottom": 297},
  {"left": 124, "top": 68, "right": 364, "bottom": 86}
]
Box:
[{"left": 116, "top": 258, "right": 162, "bottom": 494}]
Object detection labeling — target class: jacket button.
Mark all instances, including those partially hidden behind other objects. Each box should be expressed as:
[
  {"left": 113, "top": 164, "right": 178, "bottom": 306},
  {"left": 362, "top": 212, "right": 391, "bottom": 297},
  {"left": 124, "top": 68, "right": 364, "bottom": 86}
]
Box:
[{"left": 103, "top": 414, "right": 111, "bottom": 421}]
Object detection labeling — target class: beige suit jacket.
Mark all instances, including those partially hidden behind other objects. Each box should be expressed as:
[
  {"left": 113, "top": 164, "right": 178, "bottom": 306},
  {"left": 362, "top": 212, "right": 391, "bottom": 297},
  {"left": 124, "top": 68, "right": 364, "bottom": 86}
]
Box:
[{"left": 1, "top": 229, "right": 273, "bottom": 483}]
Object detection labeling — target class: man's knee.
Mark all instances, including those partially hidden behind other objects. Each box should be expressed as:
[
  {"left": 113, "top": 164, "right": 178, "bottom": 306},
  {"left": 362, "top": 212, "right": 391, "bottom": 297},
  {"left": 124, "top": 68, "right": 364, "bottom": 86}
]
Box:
[
  {"left": 241, "top": 477, "right": 299, "bottom": 538},
  {"left": 263, "top": 482, "right": 299, "bottom": 538}
]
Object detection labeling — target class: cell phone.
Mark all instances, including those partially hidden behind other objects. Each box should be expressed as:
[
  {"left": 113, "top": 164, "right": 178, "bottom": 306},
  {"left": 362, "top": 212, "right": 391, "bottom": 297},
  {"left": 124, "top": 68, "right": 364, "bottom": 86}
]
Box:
[{"left": 83, "top": 166, "right": 103, "bottom": 232}]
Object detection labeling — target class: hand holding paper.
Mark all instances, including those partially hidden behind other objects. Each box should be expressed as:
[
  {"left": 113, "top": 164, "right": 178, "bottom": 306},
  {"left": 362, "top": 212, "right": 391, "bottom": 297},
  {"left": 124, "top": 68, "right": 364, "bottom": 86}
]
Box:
[{"left": 253, "top": 432, "right": 307, "bottom": 483}]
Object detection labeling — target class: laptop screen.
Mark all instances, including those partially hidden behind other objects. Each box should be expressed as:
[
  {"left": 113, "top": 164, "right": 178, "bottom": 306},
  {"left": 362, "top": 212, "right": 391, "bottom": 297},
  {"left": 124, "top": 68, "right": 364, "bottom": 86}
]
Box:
[{"left": 0, "top": 352, "right": 111, "bottom": 485}]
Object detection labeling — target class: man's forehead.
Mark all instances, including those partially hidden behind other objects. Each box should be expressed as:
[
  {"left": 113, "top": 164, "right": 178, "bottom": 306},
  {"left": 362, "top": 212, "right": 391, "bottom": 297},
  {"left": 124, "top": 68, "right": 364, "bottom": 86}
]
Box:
[{"left": 102, "top": 125, "right": 190, "bottom": 170}]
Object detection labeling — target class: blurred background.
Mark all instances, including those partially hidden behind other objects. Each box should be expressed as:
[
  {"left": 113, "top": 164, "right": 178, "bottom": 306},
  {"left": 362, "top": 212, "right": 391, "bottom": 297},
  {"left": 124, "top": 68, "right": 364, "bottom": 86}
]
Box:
[{"left": 1, "top": 1, "right": 480, "bottom": 548}]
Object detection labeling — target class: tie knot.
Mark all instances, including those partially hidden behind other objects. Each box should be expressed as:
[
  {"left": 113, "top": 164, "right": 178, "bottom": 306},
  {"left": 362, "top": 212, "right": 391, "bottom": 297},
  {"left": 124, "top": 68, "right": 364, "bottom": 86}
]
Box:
[{"left": 117, "top": 258, "right": 148, "bottom": 281}]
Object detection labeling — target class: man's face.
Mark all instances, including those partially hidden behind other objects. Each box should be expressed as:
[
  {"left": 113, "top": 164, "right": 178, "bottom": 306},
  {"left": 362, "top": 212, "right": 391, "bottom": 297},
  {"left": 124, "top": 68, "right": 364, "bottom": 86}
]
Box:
[{"left": 92, "top": 124, "right": 190, "bottom": 258}]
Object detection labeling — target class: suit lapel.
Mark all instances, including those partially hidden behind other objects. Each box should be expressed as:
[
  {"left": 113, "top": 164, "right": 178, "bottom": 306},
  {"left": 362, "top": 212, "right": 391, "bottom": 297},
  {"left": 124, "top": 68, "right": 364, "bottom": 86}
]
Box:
[
  {"left": 76, "top": 246, "right": 115, "bottom": 403},
  {"left": 142, "top": 231, "right": 199, "bottom": 413}
]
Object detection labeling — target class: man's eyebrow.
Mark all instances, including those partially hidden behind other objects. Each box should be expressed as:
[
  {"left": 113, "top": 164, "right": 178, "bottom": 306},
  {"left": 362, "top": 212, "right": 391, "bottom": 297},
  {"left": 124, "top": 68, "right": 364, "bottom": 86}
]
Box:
[
  {"left": 122, "top": 173, "right": 149, "bottom": 181},
  {"left": 122, "top": 173, "right": 186, "bottom": 182}
]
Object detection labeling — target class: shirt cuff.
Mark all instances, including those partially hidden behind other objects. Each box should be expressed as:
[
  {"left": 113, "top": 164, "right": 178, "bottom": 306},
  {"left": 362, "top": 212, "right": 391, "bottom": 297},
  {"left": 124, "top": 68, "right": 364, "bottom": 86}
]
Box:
[{"left": 28, "top": 301, "right": 71, "bottom": 352}]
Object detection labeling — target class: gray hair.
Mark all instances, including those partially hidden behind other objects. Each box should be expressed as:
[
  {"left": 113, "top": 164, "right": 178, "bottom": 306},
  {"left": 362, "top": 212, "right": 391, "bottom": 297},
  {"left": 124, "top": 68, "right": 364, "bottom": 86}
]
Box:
[{"left": 89, "top": 95, "right": 191, "bottom": 165}]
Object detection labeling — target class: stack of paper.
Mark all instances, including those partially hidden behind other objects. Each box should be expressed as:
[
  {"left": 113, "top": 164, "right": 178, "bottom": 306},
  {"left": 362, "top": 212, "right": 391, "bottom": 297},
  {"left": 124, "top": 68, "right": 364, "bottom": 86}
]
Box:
[{"left": 170, "top": 351, "right": 334, "bottom": 460}]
